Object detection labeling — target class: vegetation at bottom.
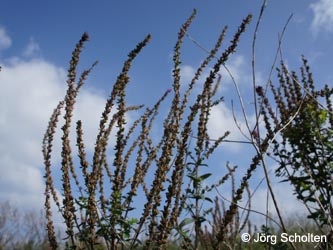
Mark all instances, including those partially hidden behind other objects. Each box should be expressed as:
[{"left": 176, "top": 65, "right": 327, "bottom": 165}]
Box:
[
  {"left": 1, "top": 1, "right": 332, "bottom": 249},
  {"left": 0, "top": 201, "right": 51, "bottom": 250},
  {"left": 0, "top": 202, "right": 330, "bottom": 250}
]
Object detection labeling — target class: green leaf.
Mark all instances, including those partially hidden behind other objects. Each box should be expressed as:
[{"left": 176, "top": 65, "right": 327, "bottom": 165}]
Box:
[
  {"left": 204, "top": 197, "right": 213, "bottom": 203},
  {"left": 199, "top": 173, "right": 212, "bottom": 181},
  {"left": 179, "top": 218, "right": 195, "bottom": 228}
]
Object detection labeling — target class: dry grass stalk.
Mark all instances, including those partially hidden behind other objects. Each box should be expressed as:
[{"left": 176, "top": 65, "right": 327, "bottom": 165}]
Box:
[{"left": 42, "top": 9, "right": 263, "bottom": 250}]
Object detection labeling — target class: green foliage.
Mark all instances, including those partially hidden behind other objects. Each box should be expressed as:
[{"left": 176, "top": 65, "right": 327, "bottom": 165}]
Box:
[
  {"left": 0, "top": 201, "right": 51, "bottom": 250},
  {"left": 257, "top": 57, "right": 333, "bottom": 238}
]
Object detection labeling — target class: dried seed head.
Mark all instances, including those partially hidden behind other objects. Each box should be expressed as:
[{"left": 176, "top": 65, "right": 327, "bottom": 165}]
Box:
[
  {"left": 82, "top": 32, "right": 89, "bottom": 41},
  {"left": 256, "top": 86, "right": 263, "bottom": 96}
]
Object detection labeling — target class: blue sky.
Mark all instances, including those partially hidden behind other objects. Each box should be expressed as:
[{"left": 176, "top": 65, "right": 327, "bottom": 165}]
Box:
[{"left": 1, "top": 0, "right": 333, "bottom": 233}]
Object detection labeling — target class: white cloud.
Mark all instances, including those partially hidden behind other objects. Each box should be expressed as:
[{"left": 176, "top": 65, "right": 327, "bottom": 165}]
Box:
[
  {"left": 0, "top": 59, "right": 66, "bottom": 166},
  {"left": 0, "top": 26, "right": 12, "bottom": 51},
  {"left": 0, "top": 55, "right": 115, "bottom": 214},
  {"left": 207, "top": 103, "right": 256, "bottom": 152},
  {"left": 310, "top": 0, "right": 333, "bottom": 34},
  {"left": 221, "top": 55, "right": 246, "bottom": 84},
  {"left": 208, "top": 104, "right": 239, "bottom": 139},
  {"left": 180, "top": 64, "right": 196, "bottom": 83},
  {"left": 23, "top": 37, "right": 40, "bottom": 58},
  {"left": 0, "top": 59, "right": 65, "bottom": 211}
]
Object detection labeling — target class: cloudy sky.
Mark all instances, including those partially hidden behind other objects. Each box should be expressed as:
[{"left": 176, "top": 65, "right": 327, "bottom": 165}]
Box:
[{"left": 1, "top": 0, "right": 333, "bottom": 231}]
